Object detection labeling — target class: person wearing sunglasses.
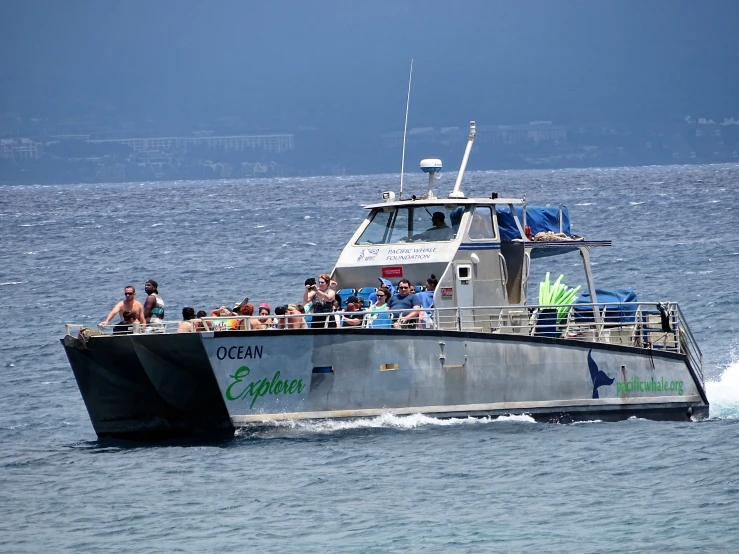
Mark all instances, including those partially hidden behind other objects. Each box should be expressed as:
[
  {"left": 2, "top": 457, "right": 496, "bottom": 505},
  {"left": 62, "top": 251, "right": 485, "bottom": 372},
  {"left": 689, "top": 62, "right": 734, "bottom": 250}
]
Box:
[
  {"left": 100, "top": 285, "right": 145, "bottom": 328},
  {"left": 367, "top": 286, "right": 392, "bottom": 328},
  {"left": 387, "top": 278, "right": 422, "bottom": 329}
]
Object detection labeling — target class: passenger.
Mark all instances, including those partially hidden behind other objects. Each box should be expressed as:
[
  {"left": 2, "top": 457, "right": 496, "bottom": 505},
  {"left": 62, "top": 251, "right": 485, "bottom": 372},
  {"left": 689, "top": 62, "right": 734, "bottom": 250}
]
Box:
[
  {"left": 388, "top": 278, "right": 422, "bottom": 329},
  {"left": 257, "top": 303, "right": 273, "bottom": 327},
  {"left": 327, "top": 296, "right": 343, "bottom": 328},
  {"left": 368, "top": 286, "right": 391, "bottom": 327},
  {"left": 305, "top": 273, "right": 336, "bottom": 329},
  {"left": 112, "top": 310, "right": 137, "bottom": 335},
  {"left": 235, "top": 303, "right": 262, "bottom": 330},
  {"left": 369, "top": 277, "right": 395, "bottom": 305},
  {"left": 418, "top": 274, "right": 437, "bottom": 309},
  {"left": 177, "top": 307, "right": 197, "bottom": 333},
  {"left": 100, "top": 285, "right": 146, "bottom": 328},
  {"left": 286, "top": 304, "right": 307, "bottom": 329},
  {"left": 143, "top": 280, "right": 165, "bottom": 325},
  {"left": 210, "top": 306, "right": 238, "bottom": 331},
  {"left": 342, "top": 296, "right": 365, "bottom": 327},
  {"left": 418, "top": 274, "right": 437, "bottom": 328},
  {"left": 273, "top": 305, "right": 287, "bottom": 329},
  {"left": 194, "top": 310, "right": 208, "bottom": 332},
  {"left": 302, "top": 278, "right": 316, "bottom": 313},
  {"left": 412, "top": 212, "right": 454, "bottom": 241}
]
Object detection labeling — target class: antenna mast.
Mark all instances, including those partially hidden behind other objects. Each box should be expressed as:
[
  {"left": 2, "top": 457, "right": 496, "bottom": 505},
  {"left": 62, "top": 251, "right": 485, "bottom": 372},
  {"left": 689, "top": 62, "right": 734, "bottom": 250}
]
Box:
[
  {"left": 450, "top": 120, "right": 476, "bottom": 199},
  {"left": 399, "top": 59, "right": 413, "bottom": 200}
]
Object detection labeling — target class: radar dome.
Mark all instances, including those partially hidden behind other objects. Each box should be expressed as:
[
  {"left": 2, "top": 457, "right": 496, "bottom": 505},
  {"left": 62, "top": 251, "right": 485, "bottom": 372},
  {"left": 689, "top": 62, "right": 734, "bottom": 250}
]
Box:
[{"left": 420, "top": 159, "right": 442, "bottom": 173}]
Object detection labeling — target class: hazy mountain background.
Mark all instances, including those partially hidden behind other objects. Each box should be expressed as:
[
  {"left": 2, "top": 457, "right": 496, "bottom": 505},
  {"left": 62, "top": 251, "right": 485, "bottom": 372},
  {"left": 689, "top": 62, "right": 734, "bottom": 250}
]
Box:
[{"left": 2, "top": 0, "right": 738, "bottom": 180}]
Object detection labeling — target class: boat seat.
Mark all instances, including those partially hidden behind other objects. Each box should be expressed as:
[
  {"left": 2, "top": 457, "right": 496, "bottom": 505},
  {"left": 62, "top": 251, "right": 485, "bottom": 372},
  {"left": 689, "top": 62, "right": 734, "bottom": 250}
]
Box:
[
  {"left": 368, "top": 311, "right": 393, "bottom": 328},
  {"left": 356, "top": 287, "right": 376, "bottom": 306},
  {"left": 336, "top": 288, "right": 356, "bottom": 309}
]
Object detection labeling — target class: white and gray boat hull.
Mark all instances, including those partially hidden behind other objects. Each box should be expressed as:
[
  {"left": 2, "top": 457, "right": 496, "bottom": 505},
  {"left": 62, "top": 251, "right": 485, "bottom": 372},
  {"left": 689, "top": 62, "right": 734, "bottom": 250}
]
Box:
[{"left": 62, "top": 328, "right": 708, "bottom": 440}]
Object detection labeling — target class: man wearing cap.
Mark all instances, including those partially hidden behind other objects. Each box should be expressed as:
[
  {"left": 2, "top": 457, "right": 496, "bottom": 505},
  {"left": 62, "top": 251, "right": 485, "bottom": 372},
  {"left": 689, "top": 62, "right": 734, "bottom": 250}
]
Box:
[
  {"left": 143, "top": 279, "right": 165, "bottom": 325},
  {"left": 342, "top": 296, "right": 365, "bottom": 327}
]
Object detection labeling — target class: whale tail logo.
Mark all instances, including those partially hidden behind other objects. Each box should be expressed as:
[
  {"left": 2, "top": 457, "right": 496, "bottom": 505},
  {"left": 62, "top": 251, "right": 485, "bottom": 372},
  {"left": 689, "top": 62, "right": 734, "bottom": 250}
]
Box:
[{"left": 588, "top": 349, "right": 614, "bottom": 399}]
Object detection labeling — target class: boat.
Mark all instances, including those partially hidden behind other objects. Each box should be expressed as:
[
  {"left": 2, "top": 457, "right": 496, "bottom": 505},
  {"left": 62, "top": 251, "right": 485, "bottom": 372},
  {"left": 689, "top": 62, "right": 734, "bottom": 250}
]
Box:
[{"left": 61, "top": 121, "right": 708, "bottom": 440}]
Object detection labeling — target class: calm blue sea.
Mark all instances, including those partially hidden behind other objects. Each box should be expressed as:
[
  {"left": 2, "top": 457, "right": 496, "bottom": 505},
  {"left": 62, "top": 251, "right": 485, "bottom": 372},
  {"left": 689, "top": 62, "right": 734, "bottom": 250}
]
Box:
[{"left": 1, "top": 165, "right": 738, "bottom": 553}]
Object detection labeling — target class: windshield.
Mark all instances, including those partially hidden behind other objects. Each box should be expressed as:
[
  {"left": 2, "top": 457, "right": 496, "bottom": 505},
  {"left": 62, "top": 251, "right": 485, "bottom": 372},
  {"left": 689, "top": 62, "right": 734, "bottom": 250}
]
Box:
[{"left": 356, "top": 205, "right": 466, "bottom": 245}]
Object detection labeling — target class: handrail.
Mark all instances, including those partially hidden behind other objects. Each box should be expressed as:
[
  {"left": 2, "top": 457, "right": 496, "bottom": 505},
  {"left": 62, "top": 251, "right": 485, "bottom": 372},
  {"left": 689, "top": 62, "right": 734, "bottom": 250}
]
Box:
[{"left": 64, "top": 301, "right": 700, "bottom": 363}]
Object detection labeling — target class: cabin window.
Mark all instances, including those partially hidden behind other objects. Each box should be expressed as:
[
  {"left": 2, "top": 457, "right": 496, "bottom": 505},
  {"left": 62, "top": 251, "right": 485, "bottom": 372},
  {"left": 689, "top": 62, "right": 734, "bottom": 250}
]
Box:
[
  {"left": 469, "top": 206, "right": 496, "bottom": 240},
  {"left": 356, "top": 208, "right": 392, "bottom": 244},
  {"left": 356, "top": 205, "right": 466, "bottom": 245}
]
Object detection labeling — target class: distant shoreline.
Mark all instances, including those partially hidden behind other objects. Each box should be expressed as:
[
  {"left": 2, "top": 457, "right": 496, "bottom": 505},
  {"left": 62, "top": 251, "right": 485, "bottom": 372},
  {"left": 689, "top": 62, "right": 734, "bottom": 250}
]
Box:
[{"left": 2, "top": 160, "right": 738, "bottom": 187}]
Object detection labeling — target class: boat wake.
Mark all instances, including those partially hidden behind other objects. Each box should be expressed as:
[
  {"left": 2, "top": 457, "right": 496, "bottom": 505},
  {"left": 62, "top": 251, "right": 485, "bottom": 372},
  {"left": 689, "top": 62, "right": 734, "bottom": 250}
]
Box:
[
  {"left": 706, "top": 357, "right": 739, "bottom": 419},
  {"left": 236, "top": 412, "right": 536, "bottom": 439}
]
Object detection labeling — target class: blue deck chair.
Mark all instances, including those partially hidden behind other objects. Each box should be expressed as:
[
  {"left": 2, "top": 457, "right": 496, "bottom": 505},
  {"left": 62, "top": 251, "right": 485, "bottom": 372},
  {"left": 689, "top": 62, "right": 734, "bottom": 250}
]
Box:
[
  {"left": 370, "top": 311, "right": 393, "bottom": 328},
  {"left": 337, "top": 288, "right": 355, "bottom": 310},
  {"left": 357, "top": 286, "right": 376, "bottom": 306}
]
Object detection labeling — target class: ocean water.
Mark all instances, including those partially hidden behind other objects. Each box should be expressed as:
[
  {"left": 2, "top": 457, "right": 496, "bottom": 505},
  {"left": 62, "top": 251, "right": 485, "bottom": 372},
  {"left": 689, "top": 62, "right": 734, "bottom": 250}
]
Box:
[{"left": 1, "top": 164, "right": 738, "bottom": 552}]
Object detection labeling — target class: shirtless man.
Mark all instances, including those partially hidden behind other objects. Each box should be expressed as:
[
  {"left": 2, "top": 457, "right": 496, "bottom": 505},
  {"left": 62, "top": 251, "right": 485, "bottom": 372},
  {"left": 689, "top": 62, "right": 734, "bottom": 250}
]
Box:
[{"left": 100, "top": 286, "right": 146, "bottom": 327}]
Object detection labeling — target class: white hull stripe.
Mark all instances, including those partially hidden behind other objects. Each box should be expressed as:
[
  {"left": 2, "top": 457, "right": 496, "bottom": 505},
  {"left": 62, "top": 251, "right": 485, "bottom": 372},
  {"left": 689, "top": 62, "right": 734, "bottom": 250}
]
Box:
[{"left": 230, "top": 395, "right": 701, "bottom": 424}]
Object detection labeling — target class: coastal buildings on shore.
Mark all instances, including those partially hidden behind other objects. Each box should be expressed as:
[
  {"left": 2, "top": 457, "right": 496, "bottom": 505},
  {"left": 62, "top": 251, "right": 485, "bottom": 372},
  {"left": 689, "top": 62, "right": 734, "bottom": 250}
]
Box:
[{"left": 1, "top": 114, "right": 738, "bottom": 184}]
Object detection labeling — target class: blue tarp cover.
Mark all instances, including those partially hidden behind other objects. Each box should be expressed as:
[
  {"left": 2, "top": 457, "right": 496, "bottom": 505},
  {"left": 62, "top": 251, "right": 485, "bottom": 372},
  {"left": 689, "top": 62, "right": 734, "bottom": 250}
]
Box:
[
  {"left": 574, "top": 288, "right": 638, "bottom": 323},
  {"left": 496, "top": 206, "right": 571, "bottom": 242}
]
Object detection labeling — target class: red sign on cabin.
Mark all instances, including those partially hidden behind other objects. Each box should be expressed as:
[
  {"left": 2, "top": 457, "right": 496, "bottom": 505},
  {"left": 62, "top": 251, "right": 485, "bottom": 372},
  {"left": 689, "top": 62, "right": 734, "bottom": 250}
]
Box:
[
  {"left": 382, "top": 266, "right": 404, "bottom": 278},
  {"left": 441, "top": 287, "right": 454, "bottom": 298}
]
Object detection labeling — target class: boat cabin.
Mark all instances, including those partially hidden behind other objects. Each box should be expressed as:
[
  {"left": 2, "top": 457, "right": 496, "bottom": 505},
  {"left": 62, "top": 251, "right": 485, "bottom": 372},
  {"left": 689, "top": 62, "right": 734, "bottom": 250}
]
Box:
[
  {"left": 334, "top": 197, "right": 587, "bottom": 307},
  {"left": 331, "top": 121, "right": 611, "bottom": 329}
]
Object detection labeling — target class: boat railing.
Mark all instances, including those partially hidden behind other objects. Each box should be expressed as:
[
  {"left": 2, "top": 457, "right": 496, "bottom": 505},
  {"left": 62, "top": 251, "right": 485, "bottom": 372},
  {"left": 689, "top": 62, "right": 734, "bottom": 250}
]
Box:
[{"left": 68, "top": 301, "right": 698, "bottom": 362}]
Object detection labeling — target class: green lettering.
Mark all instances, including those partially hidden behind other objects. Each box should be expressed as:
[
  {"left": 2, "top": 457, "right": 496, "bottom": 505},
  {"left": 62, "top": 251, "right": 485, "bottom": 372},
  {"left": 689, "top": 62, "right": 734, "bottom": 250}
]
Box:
[
  {"left": 226, "top": 369, "right": 307, "bottom": 407},
  {"left": 269, "top": 371, "right": 281, "bottom": 394},
  {"left": 250, "top": 379, "right": 271, "bottom": 408},
  {"left": 225, "top": 366, "right": 251, "bottom": 401},
  {"left": 677, "top": 381, "right": 683, "bottom": 395},
  {"left": 656, "top": 381, "right": 662, "bottom": 391},
  {"left": 245, "top": 379, "right": 260, "bottom": 398}
]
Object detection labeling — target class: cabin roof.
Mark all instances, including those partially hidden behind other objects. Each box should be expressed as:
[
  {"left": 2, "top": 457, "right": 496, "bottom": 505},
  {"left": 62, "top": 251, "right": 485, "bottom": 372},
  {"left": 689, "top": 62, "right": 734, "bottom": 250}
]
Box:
[{"left": 363, "top": 196, "right": 525, "bottom": 209}]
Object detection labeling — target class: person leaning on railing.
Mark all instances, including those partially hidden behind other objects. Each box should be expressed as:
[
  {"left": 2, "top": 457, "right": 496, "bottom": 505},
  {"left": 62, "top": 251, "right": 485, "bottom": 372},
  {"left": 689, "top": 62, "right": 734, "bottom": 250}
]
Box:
[
  {"left": 342, "top": 296, "right": 364, "bottom": 327},
  {"left": 100, "top": 285, "right": 146, "bottom": 328}
]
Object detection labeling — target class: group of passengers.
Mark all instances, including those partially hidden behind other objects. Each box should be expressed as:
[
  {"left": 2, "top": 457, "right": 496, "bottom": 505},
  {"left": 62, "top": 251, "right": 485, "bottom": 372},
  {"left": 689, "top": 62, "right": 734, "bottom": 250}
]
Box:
[
  {"left": 100, "top": 280, "right": 165, "bottom": 334},
  {"left": 101, "top": 273, "right": 439, "bottom": 334}
]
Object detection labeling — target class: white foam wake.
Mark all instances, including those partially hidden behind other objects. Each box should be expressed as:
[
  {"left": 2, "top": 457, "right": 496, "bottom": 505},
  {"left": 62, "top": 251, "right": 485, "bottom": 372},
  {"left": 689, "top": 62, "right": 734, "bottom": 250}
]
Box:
[
  {"left": 706, "top": 359, "right": 739, "bottom": 419},
  {"left": 237, "top": 412, "right": 536, "bottom": 438}
]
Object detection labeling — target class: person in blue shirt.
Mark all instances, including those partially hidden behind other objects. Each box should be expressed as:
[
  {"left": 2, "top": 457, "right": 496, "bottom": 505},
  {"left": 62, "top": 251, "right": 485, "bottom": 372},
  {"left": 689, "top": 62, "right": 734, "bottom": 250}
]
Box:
[
  {"left": 387, "top": 278, "right": 422, "bottom": 329},
  {"left": 417, "top": 274, "right": 437, "bottom": 310}
]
